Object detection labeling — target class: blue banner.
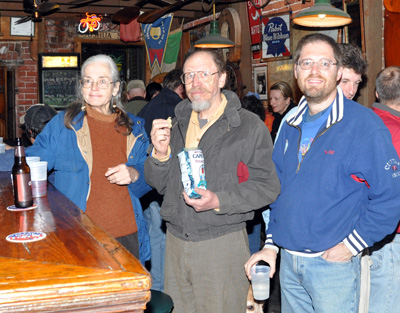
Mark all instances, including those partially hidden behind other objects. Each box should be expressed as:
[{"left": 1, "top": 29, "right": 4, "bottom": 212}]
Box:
[{"left": 141, "top": 14, "right": 173, "bottom": 72}]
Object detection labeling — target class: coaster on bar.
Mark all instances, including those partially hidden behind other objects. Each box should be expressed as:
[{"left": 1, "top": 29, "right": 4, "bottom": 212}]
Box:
[
  {"left": 6, "top": 231, "right": 47, "bottom": 243},
  {"left": 7, "top": 203, "right": 38, "bottom": 211}
]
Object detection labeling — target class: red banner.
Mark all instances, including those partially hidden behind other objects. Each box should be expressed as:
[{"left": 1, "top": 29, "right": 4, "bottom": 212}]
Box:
[{"left": 247, "top": 0, "right": 262, "bottom": 59}]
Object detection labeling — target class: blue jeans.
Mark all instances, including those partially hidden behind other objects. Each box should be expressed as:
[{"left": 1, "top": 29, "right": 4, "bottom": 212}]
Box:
[
  {"left": 369, "top": 233, "right": 400, "bottom": 313},
  {"left": 143, "top": 201, "right": 166, "bottom": 291},
  {"left": 280, "top": 249, "right": 361, "bottom": 313}
]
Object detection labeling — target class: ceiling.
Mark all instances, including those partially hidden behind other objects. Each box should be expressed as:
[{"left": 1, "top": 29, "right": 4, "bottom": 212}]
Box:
[{"left": 0, "top": 0, "right": 238, "bottom": 25}]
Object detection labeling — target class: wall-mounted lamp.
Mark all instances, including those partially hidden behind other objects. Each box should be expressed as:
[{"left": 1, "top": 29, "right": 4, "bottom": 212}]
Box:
[
  {"left": 194, "top": 3, "right": 235, "bottom": 49},
  {"left": 293, "top": 0, "right": 352, "bottom": 27}
]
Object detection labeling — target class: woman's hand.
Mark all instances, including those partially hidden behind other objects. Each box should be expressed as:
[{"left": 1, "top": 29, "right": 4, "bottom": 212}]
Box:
[
  {"left": 150, "top": 119, "right": 171, "bottom": 157},
  {"left": 105, "top": 164, "right": 139, "bottom": 185}
]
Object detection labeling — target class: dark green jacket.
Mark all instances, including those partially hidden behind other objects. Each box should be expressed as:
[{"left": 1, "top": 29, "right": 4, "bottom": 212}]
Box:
[{"left": 144, "top": 90, "right": 280, "bottom": 241}]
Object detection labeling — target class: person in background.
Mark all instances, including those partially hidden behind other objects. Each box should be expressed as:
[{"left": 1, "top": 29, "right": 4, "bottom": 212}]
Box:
[
  {"left": 369, "top": 66, "right": 400, "bottom": 313},
  {"left": 125, "top": 79, "right": 148, "bottom": 115},
  {"left": 241, "top": 94, "right": 267, "bottom": 255},
  {"left": 338, "top": 43, "right": 368, "bottom": 101},
  {"left": 269, "top": 81, "right": 296, "bottom": 142},
  {"left": 245, "top": 33, "right": 400, "bottom": 313},
  {"left": 242, "top": 93, "right": 266, "bottom": 122},
  {"left": 138, "top": 68, "right": 185, "bottom": 138},
  {"left": 145, "top": 81, "right": 163, "bottom": 101},
  {"left": 27, "top": 54, "right": 151, "bottom": 265},
  {"left": 138, "top": 70, "right": 184, "bottom": 292},
  {"left": 0, "top": 104, "right": 57, "bottom": 171},
  {"left": 145, "top": 49, "right": 280, "bottom": 313}
]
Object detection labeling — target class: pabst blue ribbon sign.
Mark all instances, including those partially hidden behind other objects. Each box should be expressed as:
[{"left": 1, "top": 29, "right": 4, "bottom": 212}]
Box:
[{"left": 262, "top": 15, "right": 291, "bottom": 59}]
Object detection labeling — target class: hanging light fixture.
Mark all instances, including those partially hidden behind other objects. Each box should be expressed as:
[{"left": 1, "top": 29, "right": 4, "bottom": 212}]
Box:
[
  {"left": 293, "top": 0, "right": 352, "bottom": 27},
  {"left": 194, "top": 3, "right": 235, "bottom": 48}
]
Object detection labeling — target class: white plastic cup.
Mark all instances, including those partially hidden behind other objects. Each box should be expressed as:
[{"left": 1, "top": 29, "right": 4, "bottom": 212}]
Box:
[
  {"left": 26, "top": 156, "right": 40, "bottom": 167},
  {"left": 251, "top": 265, "right": 271, "bottom": 300},
  {"left": 29, "top": 161, "right": 48, "bottom": 197},
  {"left": 0, "top": 143, "right": 5, "bottom": 154}
]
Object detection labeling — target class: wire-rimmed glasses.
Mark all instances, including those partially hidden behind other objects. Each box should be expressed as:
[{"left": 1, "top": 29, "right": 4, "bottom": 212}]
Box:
[
  {"left": 80, "top": 78, "right": 117, "bottom": 89},
  {"left": 297, "top": 59, "right": 338, "bottom": 71},
  {"left": 180, "top": 71, "right": 219, "bottom": 85}
]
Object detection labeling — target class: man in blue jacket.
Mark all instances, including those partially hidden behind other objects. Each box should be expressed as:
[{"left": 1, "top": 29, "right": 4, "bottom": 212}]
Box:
[{"left": 245, "top": 33, "right": 400, "bottom": 313}]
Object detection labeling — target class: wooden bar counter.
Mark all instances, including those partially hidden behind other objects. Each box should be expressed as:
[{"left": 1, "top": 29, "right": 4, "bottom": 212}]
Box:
[{"left": 0, "top": 172, "right": 151, "bottom": 312}]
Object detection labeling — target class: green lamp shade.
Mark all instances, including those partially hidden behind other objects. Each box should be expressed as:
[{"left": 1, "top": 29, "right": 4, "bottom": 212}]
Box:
[
  {"left": 194, "top": 20, "right": 235, "bottom": 48},
  {"left": 293, "top": 0, "right": 352, "bottom": 27}
]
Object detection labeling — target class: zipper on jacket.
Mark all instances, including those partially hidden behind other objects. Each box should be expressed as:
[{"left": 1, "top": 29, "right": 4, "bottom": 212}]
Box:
[{"left": 295, "top": 124, "right": 333, "bottom": 173}]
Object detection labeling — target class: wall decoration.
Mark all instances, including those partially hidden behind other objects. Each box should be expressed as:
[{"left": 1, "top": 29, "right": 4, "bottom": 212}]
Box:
[
  {"left": 141, "top": 14, "right": 173, "bottom": 74},
  {"left": 247, "top": 0, "right": 262, "bottom": 59},
  {"left": 77, "top": 13, "right": 102, "bottom": 34},
  {"left": 253, "top": 65, "right": 268, "bottom": 100},
  {"left": 10, "top": 17, "right": 35, "bottom": 37},
  {"left": 261, "top": 13, "right": 291, "bottom": 61}
]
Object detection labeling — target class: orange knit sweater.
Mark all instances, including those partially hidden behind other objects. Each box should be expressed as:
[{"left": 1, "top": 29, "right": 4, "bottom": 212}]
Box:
[{"left": 85, "top": 107, "right": 137, "bottom": 237}]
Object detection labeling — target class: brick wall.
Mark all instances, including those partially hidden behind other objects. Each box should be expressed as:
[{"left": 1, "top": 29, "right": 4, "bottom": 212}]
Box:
[
  {"left": 1, "top": 19, "right": 85, "bottom": 124},
  {"left": 264, "top": 0, "right": 312, "bottom": 16}
]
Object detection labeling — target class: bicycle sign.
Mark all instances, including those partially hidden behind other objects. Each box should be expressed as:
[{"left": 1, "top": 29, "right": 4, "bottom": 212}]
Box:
[{"left": 78, "top": 12, "right": 102, "bottom": 33}]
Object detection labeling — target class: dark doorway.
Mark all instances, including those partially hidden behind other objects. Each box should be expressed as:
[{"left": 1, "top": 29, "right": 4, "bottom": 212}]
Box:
[{"left": 0, "top": 67, "right": 16, "bottom": 142}]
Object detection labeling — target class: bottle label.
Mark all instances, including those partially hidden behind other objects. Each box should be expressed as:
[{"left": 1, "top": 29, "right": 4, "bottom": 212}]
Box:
[{"left": 15, "top": 173, "right": 32, "bottom": 202}]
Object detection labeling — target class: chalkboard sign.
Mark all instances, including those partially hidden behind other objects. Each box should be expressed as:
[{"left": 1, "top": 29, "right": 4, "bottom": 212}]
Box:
[
  {"left": 41, "top": 70, "right": 79, "bottom": 108},
  {"left": 38, "top": 53, "right": 80, "bottom": 110}
]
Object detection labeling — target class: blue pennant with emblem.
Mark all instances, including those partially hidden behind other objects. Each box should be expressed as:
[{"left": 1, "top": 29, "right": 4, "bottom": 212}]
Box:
[{"left": 141, "top": 14, "right": 173, "bottom": 72}]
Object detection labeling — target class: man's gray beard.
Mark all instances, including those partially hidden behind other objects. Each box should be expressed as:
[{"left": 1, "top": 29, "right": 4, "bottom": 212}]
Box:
[{"left": 191, "top": 100, "right": 211, "bottom": 112}]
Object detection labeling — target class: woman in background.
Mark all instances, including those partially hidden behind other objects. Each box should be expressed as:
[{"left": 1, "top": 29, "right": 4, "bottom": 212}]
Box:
[
  {"left": 28, "top": 54, "right": 151, "bottom": 264},
  {"left": 269, "top": 81, "right": 296, "bottom": 142}
]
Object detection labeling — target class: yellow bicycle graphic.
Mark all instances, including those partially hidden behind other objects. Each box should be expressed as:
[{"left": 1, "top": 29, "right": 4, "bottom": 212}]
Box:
[{"left": 78, "top": 13, "right": 101, "bottom": 33}]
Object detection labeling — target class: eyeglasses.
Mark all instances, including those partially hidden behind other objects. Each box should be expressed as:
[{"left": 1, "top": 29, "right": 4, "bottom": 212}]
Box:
[
  {"left": 297, "top": 59, "right": 338, "bottom": 71},
  {"left": 180, "top": 71, "right": 219, "bottom": 85},
  {"left": 80, "top": 78, "right": 116, "bottom": 89}
]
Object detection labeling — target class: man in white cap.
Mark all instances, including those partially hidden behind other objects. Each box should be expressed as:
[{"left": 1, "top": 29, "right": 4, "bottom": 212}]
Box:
[{"left": 125, "top": 79, "right": 148, "bottom": 115}]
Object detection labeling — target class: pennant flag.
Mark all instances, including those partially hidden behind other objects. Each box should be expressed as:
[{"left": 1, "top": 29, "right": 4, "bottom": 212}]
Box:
[
  {"left": 141, "top": 14, "right": 173, "bottom": 72},
  {"left": 162, "top": 27, "right": 182, "bottom": 73}
]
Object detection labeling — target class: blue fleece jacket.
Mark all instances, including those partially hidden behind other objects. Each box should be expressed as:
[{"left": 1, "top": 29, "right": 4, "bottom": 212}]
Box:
[
  {"left": 266, "top": 87, "right": 400, "bottom": 255},
  {"left": 26, "top": 111, "right": 151, "bottom": 264}
]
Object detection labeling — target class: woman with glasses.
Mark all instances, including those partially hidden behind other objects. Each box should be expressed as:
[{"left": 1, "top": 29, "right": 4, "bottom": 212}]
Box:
[{"left": 27, "top": 54, "right": 151, "bottom": 265}]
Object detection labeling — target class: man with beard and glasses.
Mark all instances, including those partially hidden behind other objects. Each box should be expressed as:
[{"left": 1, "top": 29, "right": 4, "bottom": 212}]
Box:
[
  {"left": 144, "top": 49, "right": 280, "bottom": 313},
  {"left": 245, "top": 33, "right": 400, "bottom": 313}
]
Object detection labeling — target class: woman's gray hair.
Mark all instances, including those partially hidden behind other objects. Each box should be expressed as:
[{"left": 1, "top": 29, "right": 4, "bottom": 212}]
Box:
[
  {"left": 78, "top": 54, "right": 125, "bottom": 113},
  {"left": 64, "top": 54, "right": 132, "bottom": 134}
]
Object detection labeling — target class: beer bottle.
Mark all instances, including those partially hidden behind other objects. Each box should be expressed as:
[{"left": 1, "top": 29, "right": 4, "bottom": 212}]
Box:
[{"left": 12, "top": 138, "right": 33, "bottom": 208}]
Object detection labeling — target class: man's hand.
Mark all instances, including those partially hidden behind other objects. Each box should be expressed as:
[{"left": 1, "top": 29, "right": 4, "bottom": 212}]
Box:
[
  {"left": 322, "top": 242, "right": 353, "bottom": 262},
  {"left": 182, "top": 188, "right": 219, "bottom": 212},
  {"left": 244, "top": 248, "right": 277, "bottom": 279},
  {"left": 105, "top": 164, "right": 139, "bottom": 185},
  {"left": 150, "top": 119, "right": 171, "bottom": 158}
]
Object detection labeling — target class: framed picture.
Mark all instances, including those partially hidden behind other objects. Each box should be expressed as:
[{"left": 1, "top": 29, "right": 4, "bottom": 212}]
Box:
[
  {"left": 261, "top": 13, "right": 291, "bottom": 62},
  {"left": 10, "top": 17, "right": 35, "bottom": 37},
  {"left": 253, "top": 65, "right": 268, "bottom": 100}
]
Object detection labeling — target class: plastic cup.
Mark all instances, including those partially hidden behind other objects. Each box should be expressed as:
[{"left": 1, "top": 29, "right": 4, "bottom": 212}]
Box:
[
  {"left": 0, "top": 143, "right": 5, "bottom": 154},
  {"left": 29, "top": 161, "right": 48, "bottom": 197},
  {"left": 251, "top": 265, "right": 270, "bottom": 300},
  {"left": 26, "top": 156, "right": 40, "bottom": 167}
]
